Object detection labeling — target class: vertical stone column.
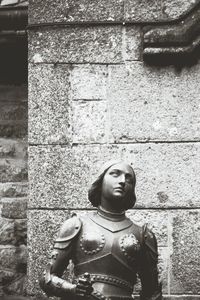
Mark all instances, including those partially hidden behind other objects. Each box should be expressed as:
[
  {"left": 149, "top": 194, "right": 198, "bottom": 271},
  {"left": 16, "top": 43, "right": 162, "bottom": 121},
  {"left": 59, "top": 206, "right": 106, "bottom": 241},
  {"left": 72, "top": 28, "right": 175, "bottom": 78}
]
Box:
[{"left": 28, "top": 1, "right": 200, "bottom": 299}]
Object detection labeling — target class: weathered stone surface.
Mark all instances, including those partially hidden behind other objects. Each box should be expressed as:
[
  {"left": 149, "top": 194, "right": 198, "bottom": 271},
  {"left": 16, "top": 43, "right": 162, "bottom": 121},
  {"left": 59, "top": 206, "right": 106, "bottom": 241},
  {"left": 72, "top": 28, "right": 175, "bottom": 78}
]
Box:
[
  {"left": 0, "top": 218, "right": 15, "bottom": 245},
  {"left": 107, "top": 62, "right": 200, "bottom": 142},
  {"left": 29, "top": 64, "right": 72, "bottom": 144},
  {"left": 0, "top": 159, "right": 27, "bottom": 183},
  {"left": 170, "top": 210, "right": 200, "bottom": 294},
  {"left": 29, "top": 0, "right": 124, "bottom": 24},
  {"left": 29, "top": 143, "right": 200, "bottom": 209},
  {"left": 0, "top": 246, "right": 17, "bottom": 269},
  {"left": 1, "top": 198, "right": 27, "bottom": 219},
  {"left": 29, "top": 0, "right": 199, "bottom": 23},
  {"left": 72, "top": 100, "right": 108, "bottom": 143},
  {"left": 29, "top": 26, "right": 141, "bottom": 64},
  {"left": 71, "top": 65, "right": 108, "bottom": 100},
  {"left": 0, "top": 139, "right": 27, "bottom": 159},
  {"left": 0, "top": 103, "right": 27, "bottom": 122},
  {"left": 162, "top": 0, "right": 199, "bottom": 20},
  {"left": 0, "top": 123, "right": 27, "bottom": 138},
  {"left": 0, "top": 85, "right": 27, "bottom": 103},
  {"left": 15, "top": 219, "right": 27, "bottom": 246},
  {"left": 27, "top": 209, "right": 168, "bottom": 295},
  {"left": 0, "top": 182, "right": 28, "bottom": 198}
]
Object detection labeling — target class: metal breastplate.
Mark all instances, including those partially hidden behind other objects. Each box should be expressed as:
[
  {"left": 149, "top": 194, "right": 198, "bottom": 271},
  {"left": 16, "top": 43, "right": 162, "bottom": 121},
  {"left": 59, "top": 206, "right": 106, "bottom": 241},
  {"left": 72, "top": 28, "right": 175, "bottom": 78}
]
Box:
[{"left": 73, "top": 212, "right": 142, "bottom": 292}]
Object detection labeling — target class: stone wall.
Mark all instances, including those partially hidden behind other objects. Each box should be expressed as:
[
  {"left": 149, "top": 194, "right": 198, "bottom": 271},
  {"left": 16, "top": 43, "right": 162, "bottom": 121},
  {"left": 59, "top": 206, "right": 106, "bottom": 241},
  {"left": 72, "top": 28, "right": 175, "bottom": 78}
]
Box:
[
  {"left": 28, "top": 1, "right": 200, "bottom": 299},
  {"left": 0, "top": 85, "right": 28, "bottom": 296}
]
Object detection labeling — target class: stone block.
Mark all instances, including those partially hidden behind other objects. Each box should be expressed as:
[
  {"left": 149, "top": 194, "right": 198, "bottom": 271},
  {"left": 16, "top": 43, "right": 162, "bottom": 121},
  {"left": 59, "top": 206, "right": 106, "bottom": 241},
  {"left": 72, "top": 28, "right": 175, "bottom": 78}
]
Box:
[
  {"left": 72, "top": 100, "right": 108, "bottom": 143},
  {"left": 0, "top": 159, "right": 27, "bottom": 183},
  {"left": 71, "top": 65, "right": 108, "bottom": 100},
  {"left": 27, "top": 209, "right": 168, "bottom": 295},
  {"left": 1, "top": 198, "right": 27, "bottom": 219},
  {"left": 29, "top": 26, "right": 141, "bottom": 64},
  {"left": 29, "top": 0, "right": 124, "bottom": 24},
  {"left": 29, "top": 143, "right": 200, "bottom": 209},
  {"left": 27, "top": 209, "right": 71, "bottom": 295},
  {"left": 107, "top": 62, "right": 200, "bottom": 142},
  {"left": 29, "top": 64, "right": 72, "bottom": 144},
  {"left": 170, "top": 210, "right": 200, "bottom": 294},
  {"left": 0, "top": 182, "right": 28, "bottom": 198},
  {"left": 29, "top": 0, "right": 198, "bottom": 23}
]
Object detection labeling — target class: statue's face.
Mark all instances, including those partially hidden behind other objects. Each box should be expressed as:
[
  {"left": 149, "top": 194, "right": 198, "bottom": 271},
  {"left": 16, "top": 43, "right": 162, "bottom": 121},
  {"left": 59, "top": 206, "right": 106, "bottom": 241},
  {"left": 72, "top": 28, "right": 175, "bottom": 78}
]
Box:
[{"left": 101, "top": 162, "right": 134, "bottom": 204}]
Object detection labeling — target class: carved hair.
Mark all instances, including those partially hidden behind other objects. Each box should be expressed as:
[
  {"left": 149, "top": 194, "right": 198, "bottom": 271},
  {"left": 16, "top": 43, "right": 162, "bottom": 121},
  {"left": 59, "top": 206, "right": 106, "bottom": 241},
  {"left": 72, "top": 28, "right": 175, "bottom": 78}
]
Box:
[{"left": 88, "top": 161, "right": 136, "bottom": 209}]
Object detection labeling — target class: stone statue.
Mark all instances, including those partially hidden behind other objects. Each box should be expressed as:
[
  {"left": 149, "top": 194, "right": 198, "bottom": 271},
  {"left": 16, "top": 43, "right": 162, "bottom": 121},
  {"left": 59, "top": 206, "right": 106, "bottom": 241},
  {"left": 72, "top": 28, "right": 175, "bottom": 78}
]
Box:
[{"left": 40, "top": 161, "right": 162, "bottom": 300}]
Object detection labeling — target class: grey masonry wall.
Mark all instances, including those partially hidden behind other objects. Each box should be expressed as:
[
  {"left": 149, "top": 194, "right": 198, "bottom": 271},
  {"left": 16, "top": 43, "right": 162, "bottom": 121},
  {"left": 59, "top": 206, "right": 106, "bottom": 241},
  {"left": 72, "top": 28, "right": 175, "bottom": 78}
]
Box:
[
  {"left": 28, "top": 1, "right": 200, "bottom": 299},
  {"left": 0, "top": 85, "right": 28, "bottom": 296}
]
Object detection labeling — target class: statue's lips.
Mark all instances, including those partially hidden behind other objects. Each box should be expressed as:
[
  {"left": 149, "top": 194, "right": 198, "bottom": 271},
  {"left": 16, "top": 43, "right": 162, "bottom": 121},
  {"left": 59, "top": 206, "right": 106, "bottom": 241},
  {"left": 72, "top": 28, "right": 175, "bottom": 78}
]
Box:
[{"left": 114, "top": 187, "right": 125, "bottom": 193}]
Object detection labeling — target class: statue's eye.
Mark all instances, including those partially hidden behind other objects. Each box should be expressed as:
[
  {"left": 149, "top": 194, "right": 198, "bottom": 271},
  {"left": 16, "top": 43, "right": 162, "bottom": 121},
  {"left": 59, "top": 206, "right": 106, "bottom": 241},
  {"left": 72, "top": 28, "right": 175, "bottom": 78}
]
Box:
[
  {"left": 109, "top": 170, "right": 119, "bottom": 177},
  {"left": 126, "top": 175, "right": 133, "bottom": 184}
]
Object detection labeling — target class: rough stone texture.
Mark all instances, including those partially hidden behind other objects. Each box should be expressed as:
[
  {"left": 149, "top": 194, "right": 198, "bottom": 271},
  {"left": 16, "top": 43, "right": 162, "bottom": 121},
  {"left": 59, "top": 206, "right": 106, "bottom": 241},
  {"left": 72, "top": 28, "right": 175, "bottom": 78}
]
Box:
[
  {"left": 29, "top": 0, "right": 124, "bottom": 24},
  {"left": 0, "top": 84, "right": 28, "bottom": 298},
  {"left": 0, "top": 85, "right": 28, "bottom": 138},
  {"left": 0, "top": 139, "right": 27, "bottom": 159},
  {"left": 27, "top": 209, "right": 168, "bottom": 295},
  {"left": 72, "top": 100, "right": 108, "bottom": 143},
  {"left": 29, "top": 62, "right": 200, "bottom": 144},
  {"left": 170, "top": 210, "right": 200, "bottom": 294},
  {"left": 29, "top": 143, "right": 200, "bottom": 209},
  {"left": 29, "top": 0, "right": 199, "bottom": 23},
  {"left": 107, "top": 62, "right": 200, "bottom": 143},
  {"left": 29, "top": 26, "right": 141, "bottom": 64},
  {"left": 29, "top": 64, "right": 72, "bottom": 144},
  {"left": 71, "top": 64, "right": 108, "bottom": 100},
  {"left": 0, "top": 182, "right": 28, "bottom": 198},
  {"left": 0, "top": 158, "right": 27, "bottom": 183},
  {"left": 0, "top": 218, "right": 15, "bottom": 245},
  {"left": 1, "top": 198, "right": 27, "bottom": 219}
]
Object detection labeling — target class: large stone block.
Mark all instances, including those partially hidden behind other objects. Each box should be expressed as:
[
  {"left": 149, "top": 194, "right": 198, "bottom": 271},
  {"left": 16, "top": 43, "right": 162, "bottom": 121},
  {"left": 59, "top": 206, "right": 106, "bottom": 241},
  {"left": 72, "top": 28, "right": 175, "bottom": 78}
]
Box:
[
  {"left": 29, "top": 0, "right": 124, "bottom": 24},
  {"left": 29, "top": 26, "right": 141, "bottom": 64},
  {"left": 29, "top": 0, "right": 198, "bottom": 23},
  {"left": 29, "top": 64, "right": 72, "bottom": 144},
  {"left": 29, "top": 143, "right": 200, "bottom": 209},
  {"left": 27, "top": 209, "right": 168, "bottom": 295},
  {"left": 170, "top": 210, "right": 200, "bottom": 294},
  {"left": 107, "top": 62, "right": 200, "bottom": 142}
]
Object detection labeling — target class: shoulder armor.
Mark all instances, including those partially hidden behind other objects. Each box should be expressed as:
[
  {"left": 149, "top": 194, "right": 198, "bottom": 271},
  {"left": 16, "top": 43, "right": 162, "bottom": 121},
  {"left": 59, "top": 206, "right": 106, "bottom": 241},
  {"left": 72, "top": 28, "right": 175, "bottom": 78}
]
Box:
[
  {"left": 142, "top": 224, "right": 158, "bottom": 256},
  {"left": 54, "top": 215, "right": 82, "bottom": 249}
]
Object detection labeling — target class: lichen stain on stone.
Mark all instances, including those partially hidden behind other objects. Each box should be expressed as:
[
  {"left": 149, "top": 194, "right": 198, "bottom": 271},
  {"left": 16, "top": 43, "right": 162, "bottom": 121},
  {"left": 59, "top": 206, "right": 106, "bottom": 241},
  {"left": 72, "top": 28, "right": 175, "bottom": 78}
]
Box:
[{"left": 157, "top": 191, "right": 169, "bottom": 203}]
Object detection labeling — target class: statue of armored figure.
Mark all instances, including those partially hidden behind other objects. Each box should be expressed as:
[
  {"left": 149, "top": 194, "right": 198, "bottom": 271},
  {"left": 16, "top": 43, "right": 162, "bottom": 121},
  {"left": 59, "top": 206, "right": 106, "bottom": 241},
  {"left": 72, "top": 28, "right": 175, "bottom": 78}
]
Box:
[{"left": 40, "top": 161, "right": 162, "bottom": 300}]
